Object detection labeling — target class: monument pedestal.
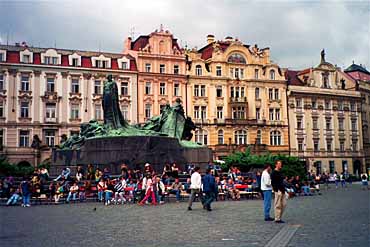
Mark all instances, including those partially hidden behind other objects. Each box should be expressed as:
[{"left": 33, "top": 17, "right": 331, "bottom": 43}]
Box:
[{"left": 52, "top": 136, "right": 212, "bottom": 174}]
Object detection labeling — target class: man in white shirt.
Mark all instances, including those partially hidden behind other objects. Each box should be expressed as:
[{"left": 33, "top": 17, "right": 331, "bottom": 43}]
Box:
[
  {"left": 261, "top": 164, "right": 273, "bottom": 221},
  {"left": 188, "top": 167, "right": 204, "bottom": 211}
]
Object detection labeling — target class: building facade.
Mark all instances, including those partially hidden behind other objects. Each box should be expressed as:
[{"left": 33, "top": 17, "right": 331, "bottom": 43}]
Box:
[
  {"left": 344, "top": 63, "right": 370, "bottom": 174},
  {"left": 286, "top": 53, "right": 365, "bottom": 175},
  {"left": 123, "top": 28, "right": 187, "bottom": 123},
  {"left": 0, "top": 45, "right": 138, "bottom": 166},
  {"left": 186, "top": 35, "right": 289, "bottom": 159}
]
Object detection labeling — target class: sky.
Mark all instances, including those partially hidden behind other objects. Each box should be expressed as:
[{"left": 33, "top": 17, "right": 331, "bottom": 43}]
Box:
[{"left": 0, "top": 0, "right": 369, "bottom": 70}]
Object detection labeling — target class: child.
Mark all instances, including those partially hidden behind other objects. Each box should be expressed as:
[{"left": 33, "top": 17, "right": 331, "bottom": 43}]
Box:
[
  {"left": 104, "top": 179, "right": 114, "bottom": 206},
  {"left": 97, "top": 178, "right": 107, "bottom": 202}
]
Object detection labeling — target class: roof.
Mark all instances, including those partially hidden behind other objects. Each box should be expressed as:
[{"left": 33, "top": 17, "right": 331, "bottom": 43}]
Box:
[
  {"left": 0, "top": 44, "right": 137, "bottom": 71},
  {"left": 0, "top": 44, "right": 130, "bottom": 59},
  {"left": 285, "top": 70, "right": 304, "bottom": 86},
  {"left": 344, "top": 63, "right": 370, "bottom": 75},
  {"left": 130, "top": 35, "right": 181, "bottom": 51},
  {"left": 130, "top": 35, "right": 150, "bottom": 51},
  {"left": 197, "top": 41, "right": 250, "bottom": 60}
]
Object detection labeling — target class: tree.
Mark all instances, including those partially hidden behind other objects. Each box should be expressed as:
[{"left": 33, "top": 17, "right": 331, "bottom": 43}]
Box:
[{"left": 222, "top": 147, "right": 306, "bottom": 178}]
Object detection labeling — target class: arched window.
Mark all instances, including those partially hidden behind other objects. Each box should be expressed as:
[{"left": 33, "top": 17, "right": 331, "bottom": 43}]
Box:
[
  {"left": 218, "top": 129, "right": 224, "bottom": 144},
  {"left": 195, "top": 129, "right": 208, "bottom": 145},
  {"left": 234, "top": 130, "right": 247, "bottom": 145},
  {"left": 195, "top": 65, "right": 202, "bottom": 76},
  {"left": 270, "top": 70, "right": 275, "bottom": 80},
  {"left": 227, "top": 53, "right": 246, "bottom": 64},
  {"left": 256, "top": 130, "right": 262, "bottom": 144},
  {"left": 270, "top": 130, "right": 281, "bottom": 145}
]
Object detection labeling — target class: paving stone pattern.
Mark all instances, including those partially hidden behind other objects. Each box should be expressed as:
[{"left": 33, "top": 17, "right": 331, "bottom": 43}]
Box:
[{"left": 0, "top": 185, "right": 368, "bottom": 247}]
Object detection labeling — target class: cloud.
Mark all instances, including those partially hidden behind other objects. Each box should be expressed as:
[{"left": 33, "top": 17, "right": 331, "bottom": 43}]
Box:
[{"left": 0, "top": 0, "right": 369, "bottom": 69}]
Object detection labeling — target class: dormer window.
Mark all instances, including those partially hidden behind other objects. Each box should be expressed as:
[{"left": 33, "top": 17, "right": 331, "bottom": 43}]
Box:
[
  {"left": 122, "top": 62, "right": 128, "bottom": 70},
  {"left": 174, "top": 65, "right": 179, "bottom": 75},
  {"left": 72, "top": 58, "right": 79, "bottom": 67},
  {"left": 20, "top": 49, "right": 33, "bottom": 63},
  {"left": 118, "top": 57, "right": 130, "bottom": 70},
  {"left": 68, "top": 53, "right": 81, "bottom": 67},
  {"left": 95, "top": 60, "right": 108, "bottom": 68},
  {"left": 42, "top": 49, "right": 61, "bottom": 65},
  {"left": 91, "top": 55, "right": 111, "bottom": 69},
  {"left": 23, "top": 55, "right": 30, "bottom": 63},
  {"left": 270, "top": 70, "right": 275, "bottom": 80},
  {"left": 45, "top": 56, "right": 58, "bottom": 65},
  {"left": 322, "top": 72, "right": 330, "bottom": 88},
  {"left": 0, "top": 50, "right": 6, "bottom": 62},
  {"left": 195, "top": 65, "right": 202, "bottom": 76}
]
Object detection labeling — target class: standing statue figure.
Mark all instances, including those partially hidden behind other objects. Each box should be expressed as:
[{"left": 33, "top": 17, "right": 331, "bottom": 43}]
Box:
[
  {"left": 320, "top": 49, "right": 326, "bottom": 63},
  {"left": 102, "top": 75, "right": 127, "bottom": 129}
]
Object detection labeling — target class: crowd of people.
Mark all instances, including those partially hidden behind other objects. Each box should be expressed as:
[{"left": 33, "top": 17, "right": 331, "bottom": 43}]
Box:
[{"left": 1, "top": 162, "right": 369, "bottom": 209}]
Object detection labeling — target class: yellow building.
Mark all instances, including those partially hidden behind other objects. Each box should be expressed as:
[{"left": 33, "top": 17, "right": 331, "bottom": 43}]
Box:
[
  {"left": 287, "top": 51, "right": 365, "bottom": 175},
  {"left": 186, "top": 35, "right": 289, "bottom": 159}
]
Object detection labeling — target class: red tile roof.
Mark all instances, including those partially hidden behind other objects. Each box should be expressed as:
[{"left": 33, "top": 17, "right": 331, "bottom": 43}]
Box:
[
  {"left": 0, "top": 44, "right": 137, "bottom": 71},
  {"left": 285, "top": 70, "right": 304, "bottom": 86},
  {"left": 130, "top": 35, "right": 150, "bottom": 51}
]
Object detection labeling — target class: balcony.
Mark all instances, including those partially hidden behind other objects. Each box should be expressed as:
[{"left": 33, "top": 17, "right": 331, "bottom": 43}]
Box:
[
  {"left": 229, "top": 97, "right": 247, "bottom": 103},
  {"left": 213, "top": 118, "right": 225, "bottom": 124},
  {"left": 225, "top": 118, "right": 249, "bottom": 125},
  {"left": 44, "top": 117, "right": 58, "bottom": 123}
]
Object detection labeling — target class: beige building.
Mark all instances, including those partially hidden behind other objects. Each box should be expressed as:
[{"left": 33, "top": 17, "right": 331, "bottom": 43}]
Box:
[
  {"left": 0, "top": 45, "right": 138, "bottom": 166},
  {"left": 345, "top": 63, "right": 370, "bottom": 174},
  {"left": 186, "top": 35, "right": 289, "bottom": 159},
  {"left": 286, "top": 52, "right": 365, "bottom": 175},
  {"left": 123, "top": 28, "right": 187, "bottom": 123}
]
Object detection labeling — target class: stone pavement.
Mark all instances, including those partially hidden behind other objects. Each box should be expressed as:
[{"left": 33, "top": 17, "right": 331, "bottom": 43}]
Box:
[{"left": 0, "top": 184, "right": 368, "bottom": 247}]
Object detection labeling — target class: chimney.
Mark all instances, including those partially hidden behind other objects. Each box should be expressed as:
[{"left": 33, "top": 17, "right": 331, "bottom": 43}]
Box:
[
  {"left": 225, "top": 36, "right": 233, "bottom": 42},
  {"left": 123, "top": 37, "right": 132, "bottom": 52},
  {"left": 207, "top": 34, "right": 215, "bottom": 44}
]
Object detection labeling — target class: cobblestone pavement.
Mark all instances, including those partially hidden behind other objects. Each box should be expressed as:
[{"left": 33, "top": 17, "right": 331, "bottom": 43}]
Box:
[{"left": 0, "top": 184, "right": 368, "bottom": 247}]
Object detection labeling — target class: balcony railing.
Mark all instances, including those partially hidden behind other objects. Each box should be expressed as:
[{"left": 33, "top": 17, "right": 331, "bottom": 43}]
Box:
[{"left": 229, "top": 97, "right": 247, "bottom": 103}]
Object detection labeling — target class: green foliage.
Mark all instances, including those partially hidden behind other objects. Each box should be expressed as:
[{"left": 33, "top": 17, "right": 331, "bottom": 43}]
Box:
[
  {"left": 0, "top": 156, "right": 34, "bottom": 176},
  {"left": 222, "top": 147, "right": 306, "bottom": 178}
]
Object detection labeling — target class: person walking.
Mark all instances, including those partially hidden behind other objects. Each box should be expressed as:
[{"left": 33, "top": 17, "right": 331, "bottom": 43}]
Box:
[
  {"left": 202, "top": 168, "right": 217, "bottom": 211},
  {"left": 188, "top": 167, "right": 204, "bottom": 211},
  {"left": 271, "top": 160, "right": 286, "bottom": 223},
  {"left": 261, "top": 164, "right": 274, "bottom": 221}
]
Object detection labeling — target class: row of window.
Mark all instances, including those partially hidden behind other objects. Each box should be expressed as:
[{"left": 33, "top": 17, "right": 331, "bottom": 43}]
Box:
[
  {"left": 296, "top": 117, "right": 358, "bottom": 131},
  {"left": 144, "top": 82, "right": 180, "bottom": 96},
  {"left": 0, "top": 128, "right": 283, "bottom": 148},
  {"left": 296, "top": 98, "right": 357, "bottom": 111},
  {"left": 194, "top": 64, "right": 276, "bottom": 80},
  {"left": 144, "top": 63, "right": 180, "bottom": 74},
  {"left": 195, "top": 129, "right": 282, "bottom": 146},
  {"left": 0, "top": 102, "right": 130, "bottom": 121},
  {"left": 297, "top": 139, "right": 358, "bottom": 152}
]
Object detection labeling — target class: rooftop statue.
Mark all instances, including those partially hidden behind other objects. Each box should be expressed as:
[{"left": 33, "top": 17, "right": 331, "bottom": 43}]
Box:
[{"left": 58, "top": 75, "right": 201, "bottom": 150}]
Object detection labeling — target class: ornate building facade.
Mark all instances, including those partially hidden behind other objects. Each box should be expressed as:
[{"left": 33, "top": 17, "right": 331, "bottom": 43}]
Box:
[
  {"left": 185, "top": 35, "right": 289, "bottom": 159},
  {"left": 123, "top": 28, "right": 187, "bottom": 123},
  {"left": 0, "top": 45, "right": 138, "bottom": 166},
  {"left": 344, "top": 63, "right": 370, "bottom": 174},
  {"left": 286, "top": 52, "right": 365, "bottom": 175}
]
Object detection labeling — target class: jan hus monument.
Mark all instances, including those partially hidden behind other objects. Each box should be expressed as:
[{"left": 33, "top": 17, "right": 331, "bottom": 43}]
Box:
[{"left": 52, "top": 75, "right": 212, "bottom": 172}]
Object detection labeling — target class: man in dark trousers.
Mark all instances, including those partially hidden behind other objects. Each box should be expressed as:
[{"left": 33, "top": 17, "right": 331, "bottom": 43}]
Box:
[
  {"left": 202, "top": 168, "right": 217, "bottom": 211},
  {"left": 271, "top": 160, "right": 287, "bottom": 223}
]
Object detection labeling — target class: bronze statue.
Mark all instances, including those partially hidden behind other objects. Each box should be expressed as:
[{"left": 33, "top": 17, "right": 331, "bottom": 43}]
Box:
[
  {"left": 103, "top": 75, "right": 127, "bottom": 129},
  {"left": 58, "top": 76, "right": 201, "bottom": 150}
]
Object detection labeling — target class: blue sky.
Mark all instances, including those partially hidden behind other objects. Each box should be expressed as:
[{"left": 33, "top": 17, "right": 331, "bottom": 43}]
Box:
[{"left": 0, "top": 0, "right": 369, "bottom": 69}]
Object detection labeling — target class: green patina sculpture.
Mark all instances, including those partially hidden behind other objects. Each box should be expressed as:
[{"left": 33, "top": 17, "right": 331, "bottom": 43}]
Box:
[{"left": 58, "top": 75, "right": 202, "bottom": 150}]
